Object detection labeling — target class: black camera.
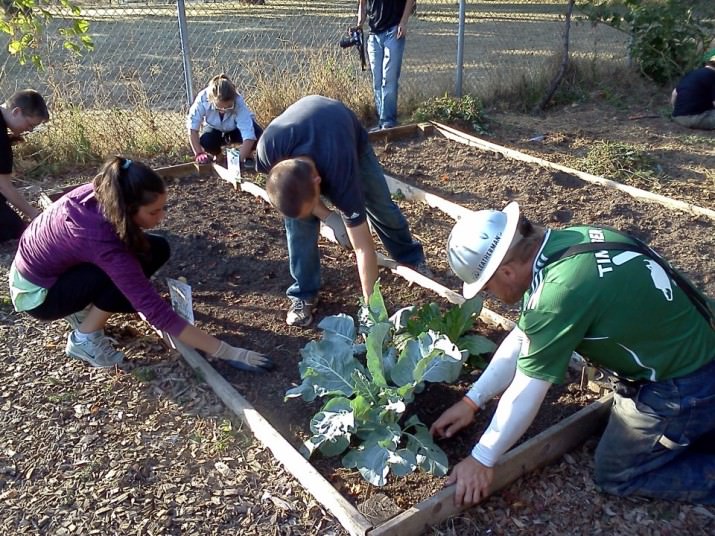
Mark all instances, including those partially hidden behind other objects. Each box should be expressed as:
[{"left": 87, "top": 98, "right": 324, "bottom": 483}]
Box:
[
  {"left": 339, "top": 26, "right": 366, "bottom": 71},
  {"left": 339, "top": 26, "right": 363, "bottom": 49}
]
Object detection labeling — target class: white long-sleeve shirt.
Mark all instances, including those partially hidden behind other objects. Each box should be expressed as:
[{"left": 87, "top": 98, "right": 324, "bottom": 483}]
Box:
[
  {"left": 186, "top": 87, "right": 256, "bottom": 140},
  {"left": 465, "top": 327, "right": 552, "bottom": 467}
]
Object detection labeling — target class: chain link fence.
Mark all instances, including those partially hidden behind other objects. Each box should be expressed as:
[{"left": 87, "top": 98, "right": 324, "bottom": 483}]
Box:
[{"left": 1, "top": 1, "right": 628, "bottom": 162}]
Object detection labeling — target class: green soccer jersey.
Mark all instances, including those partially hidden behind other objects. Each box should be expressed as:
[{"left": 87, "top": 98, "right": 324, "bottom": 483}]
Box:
[{"left": 516, "top": 226, "right": 715, "bottom": 384}]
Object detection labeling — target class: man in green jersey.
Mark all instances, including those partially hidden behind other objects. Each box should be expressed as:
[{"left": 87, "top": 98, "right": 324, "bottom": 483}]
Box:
[{"left": 431, "top": 202, "right": 715, "bottom": 506}]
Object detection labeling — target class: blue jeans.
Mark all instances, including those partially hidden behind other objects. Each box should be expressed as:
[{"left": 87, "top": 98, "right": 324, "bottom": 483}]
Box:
[
  {"left": 594, "top": 359, "right": 715, "bottom": 503},
  {"left": 284, "top": 144, "right": 424, "bottom": 300},
  {"left": 367, "top": 26, "right": 405, "bottom": 129}
]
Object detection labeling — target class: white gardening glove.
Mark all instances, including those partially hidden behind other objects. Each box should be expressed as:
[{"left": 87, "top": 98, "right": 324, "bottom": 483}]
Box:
[
  {"left": 211, "top": 341, "right": 274, "bottom": 373},
  {"left": 323, "top": 211, "right": 352, "bottom": 249}
]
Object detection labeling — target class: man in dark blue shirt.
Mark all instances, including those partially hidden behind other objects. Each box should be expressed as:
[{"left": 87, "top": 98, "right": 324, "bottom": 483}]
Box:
[
  {"left": 257, "top": 95, "right": 427, "bottom": 327},
  {"left": 671, "top": 49, "right": 715, "bottom": 130}
]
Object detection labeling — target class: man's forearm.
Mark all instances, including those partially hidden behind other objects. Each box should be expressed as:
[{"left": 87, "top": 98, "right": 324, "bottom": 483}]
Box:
[
  {"left": 466, "top": 327, "right": 524, "bottom": 408},
  {"left": 0, "top": 175, "right": 39, "bottom": 219},
  {"left": 188, "top": 130, "right": 203, "bottom": 155},
  {"left": 355, "top": 248, "right": 378, "bottom": 300},
  {"left": 401, "top": 0, "right": 415, "bottom": 22},
  {"left": 471, "top": 370, "right": 551, "bottom": 467},
  {"left": 357, "top": 0, "right": 366, "bottom": 26}
]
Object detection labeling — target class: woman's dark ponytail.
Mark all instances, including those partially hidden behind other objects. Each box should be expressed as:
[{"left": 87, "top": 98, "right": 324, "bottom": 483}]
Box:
[{"left": 93, "top": 156, "right": 165, "bottom": 255}]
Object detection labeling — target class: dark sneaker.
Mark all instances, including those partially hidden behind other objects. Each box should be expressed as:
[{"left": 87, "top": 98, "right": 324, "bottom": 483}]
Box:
[
  {"left": 65, "top": 332, "right": 124, "bottom": 368},
  {"left": 286, "top": 297, "right": 318, "bottom": 327},
  {"left": 411, "top": 261, "right": 434, "bottom": 279}
]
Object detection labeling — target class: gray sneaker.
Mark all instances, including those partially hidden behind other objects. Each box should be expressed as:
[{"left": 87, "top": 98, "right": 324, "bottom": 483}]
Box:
[
  {"left": 286, "top": 297, "right": 318, "bottom": 327},
  {"left": 64, "top": 305, "right": 91, "bottom": 331},
  {"left": 65, "top": 331, "right": 124, "bottom": 368}
]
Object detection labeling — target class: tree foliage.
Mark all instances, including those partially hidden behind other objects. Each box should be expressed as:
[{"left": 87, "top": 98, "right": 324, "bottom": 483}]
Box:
[
  {"left": 580, "top": 0, "right": 714, "bottom": 84},
  {"left": 1, "top": 0, "right": 93, "bottom": 70}
]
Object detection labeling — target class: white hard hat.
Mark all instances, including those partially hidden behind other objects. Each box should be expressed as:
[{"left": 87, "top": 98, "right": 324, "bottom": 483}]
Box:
[{"left": 447, "top": 202, "right": 520, "bottom": 298}]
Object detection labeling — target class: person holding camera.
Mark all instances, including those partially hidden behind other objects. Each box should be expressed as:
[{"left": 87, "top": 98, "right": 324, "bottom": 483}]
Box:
[
  {"left": 256, "top": 95, "right": 429, "bottom": 327},
  {"left": 357, "top": 0, "right": 416, "bottom": 130},
  {"left": 187, "top": 74, "right": 262, "bottom": 165}
]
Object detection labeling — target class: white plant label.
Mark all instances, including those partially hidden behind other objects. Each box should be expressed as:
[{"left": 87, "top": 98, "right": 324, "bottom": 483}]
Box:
[{"left": 167, "top": 277, "right": 195, "bottom": 324}]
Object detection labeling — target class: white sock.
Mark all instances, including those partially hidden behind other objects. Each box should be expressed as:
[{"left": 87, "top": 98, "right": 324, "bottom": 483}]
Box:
[{"left": 74, "top": 329, "right": 102, "bottom": 342}]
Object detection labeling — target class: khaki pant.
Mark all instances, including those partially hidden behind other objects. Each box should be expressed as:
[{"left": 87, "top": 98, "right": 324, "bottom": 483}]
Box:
[{"left": 672, "top": 109, "right": 715, "bottom": 130}]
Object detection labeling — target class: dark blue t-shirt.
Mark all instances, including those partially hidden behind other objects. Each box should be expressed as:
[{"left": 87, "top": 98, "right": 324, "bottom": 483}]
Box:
[
  {"left": 366, "top": 0, "right": 408, "bottom": 34},
  {"left": 673, "top": 67, "right": 715, "bottom": 116},
  {"left": 256, "top": 95, "right": 370, "bottom": 227}
]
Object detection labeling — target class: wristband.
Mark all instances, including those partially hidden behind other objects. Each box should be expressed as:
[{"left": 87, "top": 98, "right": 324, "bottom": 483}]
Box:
[{"left": 462, "top": 395, "right": 479, "bottom": 412}]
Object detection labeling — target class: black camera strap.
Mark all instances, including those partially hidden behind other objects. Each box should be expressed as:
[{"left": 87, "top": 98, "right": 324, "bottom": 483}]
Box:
[{"left": 546, "top": 237, "right": 715, "bottom": 330}]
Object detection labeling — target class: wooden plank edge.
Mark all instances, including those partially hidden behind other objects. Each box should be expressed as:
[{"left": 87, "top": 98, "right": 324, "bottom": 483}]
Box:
[
  {"left": 383, "top": 174, "right": 474, "bottom": 221},
  {"left": 155, "top": 162, "right": 200, "bottom": 179},
  {"left": 369, "top": 393, "right": 613, "bottom": 536},
  {"left": 164, "top": 335, "right": 374, "bottom": 536},
  {"left": 431, "top": 122, "right": 715, "bottom": 221},
  {"left": 368, "top": 123, "right": 433, "bottom": 144}
]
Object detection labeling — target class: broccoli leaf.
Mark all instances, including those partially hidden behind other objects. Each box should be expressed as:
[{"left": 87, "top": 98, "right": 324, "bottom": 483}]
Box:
[
  {"left": 308, "top": 397, "right": 354, "bottom": 457},
  {"left": 285, "top": 336, "right": 364, "bottom": 402}
]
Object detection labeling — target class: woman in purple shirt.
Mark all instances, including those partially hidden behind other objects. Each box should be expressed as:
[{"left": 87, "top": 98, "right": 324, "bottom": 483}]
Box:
[{"left": 9, "top": 156, "right": 273, "bottom": 372}]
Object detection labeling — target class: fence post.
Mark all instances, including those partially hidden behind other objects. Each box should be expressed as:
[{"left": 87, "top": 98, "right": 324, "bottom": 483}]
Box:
[
  {"left": 455, "top": 0, "right": 466, "bottom": 97},
  {"left": 177, "top": 0, "right": 194, "bottom": 107}
]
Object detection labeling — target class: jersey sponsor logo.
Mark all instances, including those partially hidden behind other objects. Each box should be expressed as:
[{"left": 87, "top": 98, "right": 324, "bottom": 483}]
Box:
[
  {"left": 588, "top": 229, "right": 614, "bottom": 278},
  {"left": 611, "top": 251, "right": 674, "bottom": 301}
]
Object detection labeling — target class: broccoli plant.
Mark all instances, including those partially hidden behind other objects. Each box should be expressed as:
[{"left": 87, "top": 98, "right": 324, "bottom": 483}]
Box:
[{"left": 285, "top": 282, "right": 495, "bottom": 486}]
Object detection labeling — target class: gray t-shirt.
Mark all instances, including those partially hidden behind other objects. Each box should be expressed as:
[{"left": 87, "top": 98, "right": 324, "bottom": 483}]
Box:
[{"left": 256, "top": 95, "right": 370, "bottom": 227}]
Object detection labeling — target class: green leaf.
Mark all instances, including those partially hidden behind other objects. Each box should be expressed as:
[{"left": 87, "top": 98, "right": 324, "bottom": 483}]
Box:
[
  {"left": 74, "top": 19, "right": 89, "bottom": 33},
  {"left": 412, "top": 332, "right": 465, "bottom": 384},
  {"left": 458, "top": 334, "right": 497, "bottom": 357},
  {"left": 309, "top": 397, "right": 354, "bottom": 457},
  {"left": 405, "top": 420, "right": 449, "bottom": 477},
  {"left": 365, "top": 321, "right": 391, "bottom": 386},
  {"left": 284, "top": 336, "right": 363, "bottom": 402},
  {"left": 63, "top": 41, "right": 80, "bottom": 54},
  {"left": 350, "top": 394, "right": 373, "bottom": 422},
  {"left": 406, "top": 302, "right": 442, "bottom": 336},
  {"left": 8, "top": 40, "right": 23, "bottom": 54},
  {"left": 343, "top": 441, "right": 392, "bottom": 486},
  {"left": 365, "top": 280, "right": 388, "bottom": 324},
  {"left": 441, "top": 295, "right": 484, "bottom": 342},
  {"left": 389, "top": 448, "right": 417, "bottom": 477},
  {"left": 389, "top": 306, "right": 415, "bottom": 331},
  {"left": 317, "top": 313, "right": 356, "bottom": 343},
  {"left": 390, "top": 339, "right": 421, "bottom": 386}
]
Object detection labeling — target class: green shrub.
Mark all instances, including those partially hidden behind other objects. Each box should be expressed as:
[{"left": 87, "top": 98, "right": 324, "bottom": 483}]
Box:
[
  {"left": 581, "top": 0, "right": 714, "bottom": 84},
  {"left": 412, "top": 93, "right": 487, "bottom": 133},
  {"left": 580, "top": 140, "right": 660, "bottom": 183}
]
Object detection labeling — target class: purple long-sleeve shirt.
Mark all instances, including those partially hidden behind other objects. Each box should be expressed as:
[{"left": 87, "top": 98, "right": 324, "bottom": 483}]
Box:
[{"left": 14, "top": 183, "right": 188, "bottom": 337}]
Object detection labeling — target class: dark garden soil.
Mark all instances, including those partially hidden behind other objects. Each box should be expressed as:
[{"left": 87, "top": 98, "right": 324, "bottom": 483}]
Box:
[
  {"left": 3, "top": 120, "right": 714, "bottom": 534},
  {"left": 155, "top": 169, "right": 600, "bottom": 510},
  {"left": 148, "top": 128, "right": 713, "bottom": 510}
]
